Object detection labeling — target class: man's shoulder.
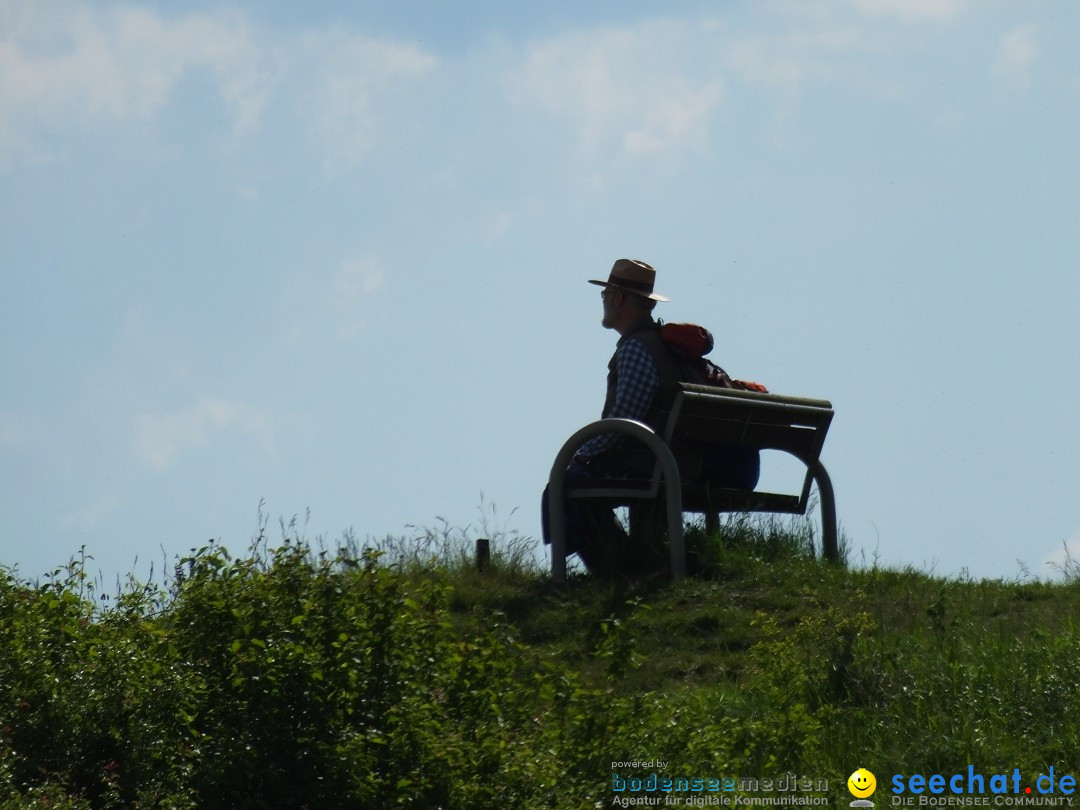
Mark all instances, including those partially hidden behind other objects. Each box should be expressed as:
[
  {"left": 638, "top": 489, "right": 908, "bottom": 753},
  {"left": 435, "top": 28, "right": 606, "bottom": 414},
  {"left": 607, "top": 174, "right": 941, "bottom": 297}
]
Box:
[
  {"left": 619, "top": 321, "right": 664, "bottom": 353},
  {"left": 616, "top": 334, "right": 656, "bottom": 354},
  {"left": 614, "top": 334, "right": 661, "bottom": 374},
  {"left": 618, "top": 319, "right": 687, "bottom": 384},
  {"left": 617, "top": 317, "right": 660, "bottom": 345}
]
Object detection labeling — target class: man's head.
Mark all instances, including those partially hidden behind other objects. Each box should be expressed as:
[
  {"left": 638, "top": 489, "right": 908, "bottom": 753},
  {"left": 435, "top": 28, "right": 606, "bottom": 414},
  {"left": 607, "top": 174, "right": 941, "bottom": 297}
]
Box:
[{"left": 589, "top": 258, "right": 667, "bottom": 333}]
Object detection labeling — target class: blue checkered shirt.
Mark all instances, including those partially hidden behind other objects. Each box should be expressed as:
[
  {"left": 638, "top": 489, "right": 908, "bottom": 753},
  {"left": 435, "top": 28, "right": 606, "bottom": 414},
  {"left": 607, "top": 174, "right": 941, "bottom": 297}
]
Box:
[{"left": 575, "top": 338, "right": 659, "bottom": 458}]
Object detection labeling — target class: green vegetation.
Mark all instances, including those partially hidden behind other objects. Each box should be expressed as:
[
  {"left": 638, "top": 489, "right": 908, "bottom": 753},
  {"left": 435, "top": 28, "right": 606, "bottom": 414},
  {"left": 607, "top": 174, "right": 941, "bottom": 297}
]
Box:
[{"left": 2, "top": 512, "right": 1079, "bottom": 809}]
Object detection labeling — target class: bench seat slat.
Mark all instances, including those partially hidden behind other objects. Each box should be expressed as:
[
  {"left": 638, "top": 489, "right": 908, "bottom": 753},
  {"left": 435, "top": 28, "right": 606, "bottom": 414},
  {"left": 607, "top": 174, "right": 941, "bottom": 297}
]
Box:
[
  {"left": 672, "top": 419, "right": 825, "bottom": 459},
  {"left": 677, "top": 384, "right": 832, "bottom": 410},
  {"left": 568, "top": 480, "right": 803, "bottom": 515},
  {"left": 681, "top": 488, "right": 802, "bottom": 514},
  {"left": 668, "top": 405, "right": 830, "bottom": 430}
]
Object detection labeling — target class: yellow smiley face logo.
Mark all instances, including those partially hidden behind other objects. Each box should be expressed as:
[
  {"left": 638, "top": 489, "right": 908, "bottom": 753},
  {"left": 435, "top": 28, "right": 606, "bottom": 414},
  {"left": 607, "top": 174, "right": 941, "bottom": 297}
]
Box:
[{"left": 848, "top": 768, "right": 877, "bottom": 798}]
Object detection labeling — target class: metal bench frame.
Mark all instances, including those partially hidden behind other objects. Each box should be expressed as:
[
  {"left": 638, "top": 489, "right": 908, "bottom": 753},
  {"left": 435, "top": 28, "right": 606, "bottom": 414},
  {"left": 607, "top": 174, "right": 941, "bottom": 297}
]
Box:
[{"left": 547, "top": 384, "right": 837, "bottom": 583}]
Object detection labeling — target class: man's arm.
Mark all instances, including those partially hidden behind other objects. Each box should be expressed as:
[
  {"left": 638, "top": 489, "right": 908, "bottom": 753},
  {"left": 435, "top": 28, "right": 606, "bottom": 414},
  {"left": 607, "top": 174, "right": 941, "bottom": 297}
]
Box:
[{"left": 575, "top": 339, "right": 658, "bottom": 460}]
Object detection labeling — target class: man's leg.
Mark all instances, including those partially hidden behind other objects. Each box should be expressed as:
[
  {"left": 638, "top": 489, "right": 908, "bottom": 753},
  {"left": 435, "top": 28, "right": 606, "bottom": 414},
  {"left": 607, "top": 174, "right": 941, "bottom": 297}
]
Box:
[
  {"left": 591, "top": 450, "right": 657, "bottom": 575},
  {"left": 542, "top": 459, "right": 628, "bottom": 575},
  {"left": 625, "top": 501, "right": 670, "bottom": 574}
]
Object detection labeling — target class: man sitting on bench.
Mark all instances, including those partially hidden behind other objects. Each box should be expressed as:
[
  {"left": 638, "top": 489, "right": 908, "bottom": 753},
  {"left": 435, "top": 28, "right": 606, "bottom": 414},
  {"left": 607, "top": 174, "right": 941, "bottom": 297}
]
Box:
[{"left": 541, "top": 258, "right": 759, "bottom": 575}]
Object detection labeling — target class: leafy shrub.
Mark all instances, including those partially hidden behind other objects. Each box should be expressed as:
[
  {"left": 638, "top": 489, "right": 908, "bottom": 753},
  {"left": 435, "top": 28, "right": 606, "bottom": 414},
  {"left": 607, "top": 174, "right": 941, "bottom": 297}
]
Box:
[{"left": 0, "top": 559, "right": 198, "bottom": 807}]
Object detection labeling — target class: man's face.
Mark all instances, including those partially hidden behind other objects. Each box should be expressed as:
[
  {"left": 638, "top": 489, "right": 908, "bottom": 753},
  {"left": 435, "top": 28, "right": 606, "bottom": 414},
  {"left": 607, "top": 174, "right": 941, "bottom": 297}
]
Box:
[{"left": 600, "top": 287, "right": 619, "bottom": 329}]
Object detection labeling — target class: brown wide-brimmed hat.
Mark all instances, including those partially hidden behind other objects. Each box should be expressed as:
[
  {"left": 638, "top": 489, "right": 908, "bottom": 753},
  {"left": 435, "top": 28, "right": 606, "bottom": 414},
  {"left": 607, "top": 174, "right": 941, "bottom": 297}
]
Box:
[{"left": 588, "top": 258, "right": 669, "bottom": 302}]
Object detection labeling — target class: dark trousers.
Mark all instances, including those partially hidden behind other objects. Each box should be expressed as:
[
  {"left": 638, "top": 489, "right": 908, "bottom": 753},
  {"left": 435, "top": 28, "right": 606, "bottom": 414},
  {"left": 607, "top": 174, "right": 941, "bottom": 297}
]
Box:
[{"left": 541, "top": 457, "right": 629, "bottom": 567}]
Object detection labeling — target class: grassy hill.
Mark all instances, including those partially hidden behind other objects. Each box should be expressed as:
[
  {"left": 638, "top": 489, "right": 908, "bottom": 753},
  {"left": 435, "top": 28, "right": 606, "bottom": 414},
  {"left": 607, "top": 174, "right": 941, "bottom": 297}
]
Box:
[{"left": 2, "top": 515, "right": 1079, "bottom": 809}]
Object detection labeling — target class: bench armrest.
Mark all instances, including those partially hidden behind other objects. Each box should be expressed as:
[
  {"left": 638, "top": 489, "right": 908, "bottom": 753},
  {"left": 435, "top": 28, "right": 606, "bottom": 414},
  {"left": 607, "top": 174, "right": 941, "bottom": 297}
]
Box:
[{"left": 548, "top": 418, "right": 686, "bottom": 583}]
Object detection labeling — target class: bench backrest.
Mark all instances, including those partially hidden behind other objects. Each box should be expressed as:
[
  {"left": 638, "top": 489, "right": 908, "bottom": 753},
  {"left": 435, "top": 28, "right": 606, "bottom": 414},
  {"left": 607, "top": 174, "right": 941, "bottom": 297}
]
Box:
[{"left": 663, "top": 384, "right": 834, "bottom": 466}]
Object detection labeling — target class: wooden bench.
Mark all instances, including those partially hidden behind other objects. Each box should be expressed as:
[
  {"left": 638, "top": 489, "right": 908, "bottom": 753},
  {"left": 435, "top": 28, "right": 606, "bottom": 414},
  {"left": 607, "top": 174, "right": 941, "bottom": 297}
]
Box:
[{"left": 547, "top": 383, "right": 837, "bottom": 582}]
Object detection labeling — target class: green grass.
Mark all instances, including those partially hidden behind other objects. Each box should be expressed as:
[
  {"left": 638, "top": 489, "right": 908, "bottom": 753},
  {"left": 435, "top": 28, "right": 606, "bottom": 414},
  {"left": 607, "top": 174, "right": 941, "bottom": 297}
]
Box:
[{"left": 2, "top": 512, "right": 1079, "bottom": 808}]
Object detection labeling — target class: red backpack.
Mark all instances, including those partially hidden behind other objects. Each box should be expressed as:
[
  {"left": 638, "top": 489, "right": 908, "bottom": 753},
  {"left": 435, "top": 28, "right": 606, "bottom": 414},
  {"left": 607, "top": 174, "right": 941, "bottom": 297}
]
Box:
[{"left": 659, "top": 322, "right": 768, "bottom": 393}]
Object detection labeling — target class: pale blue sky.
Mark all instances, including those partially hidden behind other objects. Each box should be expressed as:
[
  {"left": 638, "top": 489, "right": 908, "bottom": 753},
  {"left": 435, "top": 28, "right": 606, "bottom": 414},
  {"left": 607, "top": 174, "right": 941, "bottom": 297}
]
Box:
[{"left": 2, "top": 0, "right": 1078, "bottom": 585}]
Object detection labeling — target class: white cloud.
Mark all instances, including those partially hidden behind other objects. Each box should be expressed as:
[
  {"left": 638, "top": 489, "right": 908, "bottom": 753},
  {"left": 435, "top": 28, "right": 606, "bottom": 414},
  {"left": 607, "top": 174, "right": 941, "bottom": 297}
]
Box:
[
  {"left": 298, "top": 30, "right": 437, "bottom": 173},
  {"left": 995, "top": 24, "right": 1040, "bottom": 89},
  {"left": 336, "top": 257, "right": 388, "bottom": 339},
  {"left": 279, "top": 254, "right": 387, "bottom": 343},
  {"left": 767, "top": 0, "right": 967, "bottom": 25},
  {"left": 506, "top": 20, "right": 724, "bottom": 159},
  {"left": 333, "top": 255, "right": 385, "bottom": 339},
  {"left": 0, "top": 0, "right": 271, "bottom": 164},
  {"left": 725, "top": 34, "right": 835, "bottom": 94},
  {"left": 505, "top": 15, "right": 922, "bottom": 164},
  {"left": 0, "top": 1, "right": 440, "bottom": 172},
  {"left": 335, "top": 255, "right": 385, "bottom": 300},
  {"left": 58, "top": 492, "right": 125, "bottom": 530},
  {"left": 134, "top": 397, "right": 274, "bottom": 471},
  {"left": 479, "top": 208, "right": 515, "bottom": 245},
  {"left": 847, "top": 0, "right": 968, "bottom": 23}
]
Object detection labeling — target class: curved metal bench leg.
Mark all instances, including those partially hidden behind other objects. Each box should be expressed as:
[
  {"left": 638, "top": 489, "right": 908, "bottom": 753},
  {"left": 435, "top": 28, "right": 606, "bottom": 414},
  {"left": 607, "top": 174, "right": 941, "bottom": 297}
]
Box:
[
  {"left": 548, "top": 453, "right": 573, "bottom": 584},
  {"left": 665, "top": 479, "right": 685, "bottom": 578},
  {"left": 547, "top": 419, "right": 684, "bottom": 583},
  {"left": 812, "top": 460, "right": 838, "bottom": 563}
]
